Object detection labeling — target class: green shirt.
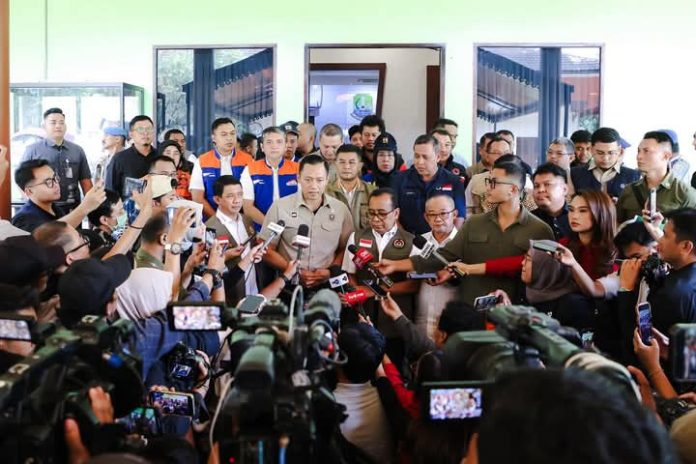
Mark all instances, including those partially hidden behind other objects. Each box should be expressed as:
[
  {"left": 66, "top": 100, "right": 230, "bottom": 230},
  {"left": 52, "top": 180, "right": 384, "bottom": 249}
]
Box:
[
  {"left": 135, "top": 248, "right": 164, "bottom": 270},
  {"left": 412, "top": 207, "right": 554, "bottom": 304},
  {"left": 615, "top": 172, "right": 696, "bottom": 223},
  {"left": 325, "top": 178, "right": 375, "bottom": 233}
]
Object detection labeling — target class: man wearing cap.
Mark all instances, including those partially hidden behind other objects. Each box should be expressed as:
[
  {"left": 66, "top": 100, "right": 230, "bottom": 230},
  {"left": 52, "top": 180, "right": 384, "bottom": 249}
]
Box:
[
  {"left": 392, "top": 135, "right": 466, "bottom": 235},
  {"left": 570, "top": 127, "right": 641, "bottom": 200},
  {"left": 281, "top": 121, "right": 301, "bottom": 161},
  {"left": 297, "top": 122, "right": 317, "bottom": 157},
  {"left": 190, "top": 117, "right": 254, "bottom": 218},
  {"left": 12, "top": 159, "right": 106, "bottom": 233},
  {"left": 326, "top": 144, "right": 375, "bottom": 233},
  {"left": 106, "top": 115, "right": 158, "bottom": 199},
  {"left": 98, "top": 126, "right": 127, "bottom": 174},
  {"left": 22, "top": 108, "right": 93, "bottom": 210},
  {"left": 262, "top": 155, "right": 353, "bottom": 289},
  {"left": 241, "top": 127, "right": 300, "bottom": 230}
]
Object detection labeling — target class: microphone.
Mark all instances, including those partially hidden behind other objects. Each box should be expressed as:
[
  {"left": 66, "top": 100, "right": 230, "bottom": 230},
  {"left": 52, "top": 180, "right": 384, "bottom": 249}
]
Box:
[
  {"left": 413, "top": 235, "right": 464, "bottom": 278},
  {"left": 291, "top": 224, "right": 311, "bottom": 286},
  {"left": 343, "top": 288, "right": 371, "bottom": 307},
  {"left": 347, "top": 244, "right": 394, "bottom": 287},
  {"left": 260, "top": 220, "right": 286, "bottom": 251},
  {"left": 329, "top": 265, "right": 352, "bottom": 293}
]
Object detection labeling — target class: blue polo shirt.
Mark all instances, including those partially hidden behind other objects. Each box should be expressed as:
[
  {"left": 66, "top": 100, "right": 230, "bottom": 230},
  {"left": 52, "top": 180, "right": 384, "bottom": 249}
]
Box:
[
  {"left": 392, "top": 166, "right": 466, "bottom": 235},
  {"left": 11, "top": 200, "right": 66, "bottom": 233}
]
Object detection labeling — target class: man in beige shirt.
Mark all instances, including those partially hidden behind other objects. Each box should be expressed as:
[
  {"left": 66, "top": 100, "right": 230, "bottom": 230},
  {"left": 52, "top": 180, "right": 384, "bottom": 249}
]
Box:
[
  {"left": 262, "top": 154, "right": 354, "bottom": 289},
  {"left": 326, "top": 144, "right": 375, "bottom": 233}
]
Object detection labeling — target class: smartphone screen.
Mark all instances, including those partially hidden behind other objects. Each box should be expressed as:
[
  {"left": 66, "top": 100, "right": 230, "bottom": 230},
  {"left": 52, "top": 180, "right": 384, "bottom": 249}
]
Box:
[
  {"left": 117, "top": 407, "right": 160, "bottom": 435},
  {"left": 169, "top": 304, "right": 223, "bottom": 331},
  {"left": 0, "top": 318, "right": 32, "bottom": 341},
  {"left": 474, "top": 295, "right": 500, "bottom": 312},
  {"left": 428, "top": 386, "right": 483, "bottom": 420},
  {"left": 149, "top": 391, "right": 194, "bottom": 416},
  {"left": 637, "top": 303, "right": 652, "bottom": 344},
  {"left": 361, "top": 278, "right": 388, "bottom": 298},
  {"left": 407, "top": 272, "right": 438, "bottom": 280},
  {"left": 124, "top": 177, "right": 145, "bottom": 198},
  {"left": 237, "top": 295, "right": 266, "bottom": 314}
]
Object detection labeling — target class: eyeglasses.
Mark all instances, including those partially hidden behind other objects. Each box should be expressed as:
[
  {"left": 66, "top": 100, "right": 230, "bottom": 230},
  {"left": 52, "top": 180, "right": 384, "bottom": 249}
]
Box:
[
  {"left": 425, "top": 209, "right": 455, "bottom": 220},
  {"left": 29, "top": 175, "right": 60, "bottom": 189},
  {"left": 67, "top": 234, "right": 90, "bottom": 255},
  {"left": 485, "top": 177, "right": 517, "bottom": 189},
  {"left": 367, "top": 209, "right": 396, "bottom": 220}
]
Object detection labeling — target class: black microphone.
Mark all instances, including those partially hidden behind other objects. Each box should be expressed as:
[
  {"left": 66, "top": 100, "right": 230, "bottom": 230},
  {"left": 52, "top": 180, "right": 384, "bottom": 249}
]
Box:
[
  {"left": 413, "top": 235, "right": 465, "bottom": 278},
  {"left": 328, "top": 265, "right": 353, "bottom": 294},
  {"left": 347, "top": 244, "right": 394, "bottom": 287},
  {"left": 291, "top": 224, "right": 310, "bottom": 286},
  {"left": 260, "top": 220, "right": 286, "bottom": 251}
]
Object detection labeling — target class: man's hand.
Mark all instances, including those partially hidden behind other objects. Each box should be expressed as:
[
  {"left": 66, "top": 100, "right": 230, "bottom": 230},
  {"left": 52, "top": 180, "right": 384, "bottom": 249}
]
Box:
[
  {"left": 300, "top": 268, "right": 330, "bottom": 287},
  {"left": 169, "top": 207, "right": 196, "bottom": 244},
  {"left": 490, "top": 289, "right": 512, "bottom": 305},
  {"left": 132, "top": 178, "right": 154, "bottom": 214},
  {"left": 379, "top": 293, "right": 403, "bottom": 321},
  {"left": 183, "top": 243, "right": 207, "bottom": 274},
  {"left": 80, "top": 182, "right": 107, "bottom": 213},
  {"left": 88, "top": 386, "right": 114, "bottom": 424},
  {"left": 375, "top": 259, "right": 398, "bottom": 275},
  {"left": 428, "top": 268, "right": 454, "bottom": 286},
  {"left": 641, "top": 209, "right": 665, "bottom": 241},
  {"left": 64, "top": 418, "right": 90, "bottom": 464},
  {"left": 633, "top": 328, "right": 661, "bottom": 374},
  {"left": 619, "top": 258, "right": 642, "bottom": 291},
  {"left": 626, "top": 365, "right": 658, "bottom": 412},
  {"left": 223, "top": 245, "right": 244, "bottom": 262},
  {"left": 207, "top": 240, "right": 227, "bottom": 272},
  {"left": 239, "top": 243, "right": 266, "bottom": 271},
  {"left": 282, "top": 259, "right": 300, "bottom": 281}
]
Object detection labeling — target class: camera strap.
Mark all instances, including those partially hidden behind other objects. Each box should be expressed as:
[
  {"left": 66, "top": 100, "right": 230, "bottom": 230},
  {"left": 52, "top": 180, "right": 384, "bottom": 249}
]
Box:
[{"left": 631, "top": 183, "right": 647, "bottom": 210}]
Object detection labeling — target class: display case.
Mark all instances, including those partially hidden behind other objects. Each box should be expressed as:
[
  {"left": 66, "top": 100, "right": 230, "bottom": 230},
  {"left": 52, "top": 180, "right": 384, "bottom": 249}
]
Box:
[{"left": 9, "top": 82, "right": 145, "bottom": 204}]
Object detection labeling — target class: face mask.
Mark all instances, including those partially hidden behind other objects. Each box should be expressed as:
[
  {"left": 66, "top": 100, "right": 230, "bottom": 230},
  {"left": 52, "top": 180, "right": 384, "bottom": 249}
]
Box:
[{"left": 111, "top": 213, "right": 128, "bottom": 240}]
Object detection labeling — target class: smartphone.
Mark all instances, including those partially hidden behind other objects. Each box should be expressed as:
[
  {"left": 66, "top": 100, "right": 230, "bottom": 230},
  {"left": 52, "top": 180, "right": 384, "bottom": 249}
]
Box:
[
  {"left": 637, "top": 302, "right": 652, "bottom": 345},
  {"left": 422, "top": 381, "right": 489, "bottom": 422},
  {"left": 407, "top": 272, "right": 438, "bottom": 280},
  {"left": 204, "top": 228, "right": 216, "bottom": 251},
  {"left": 117, "top": 406, "right": 160, "bottom": 435},
  {"left": 474, "top": 295, "right": 500, "bottom": 312},
  {"left": 581, "top": 330, "right": 594, "bottom": 350},
  {"left": 94, "top": 163, "right": 104, "bottom": 181},
  {"left": 0, "top": 315, "right": 33, "bottom": 341},
  {"left": 532, "top": 240, "right": 558, "bottom": 254},
  {"left": 149, "top": 391, "right": 194, "bottom": 417},
  {"left": 671, "top": 324, "right": 696, "bottom": 382},
  {"left": 237, "top": 295, "right": 267, "bottom": 315},
  {"left": 360, "top": 278, "right": 388, "bottom": 298},
  {"left": 649, "top": 188, "right": 657, "bottom": 219},
  {"left": 167, "top": 302, "right": 224, "bottom": 331},
  {"left": 124, "top": 177, "right": 145, "bottom": 198}
]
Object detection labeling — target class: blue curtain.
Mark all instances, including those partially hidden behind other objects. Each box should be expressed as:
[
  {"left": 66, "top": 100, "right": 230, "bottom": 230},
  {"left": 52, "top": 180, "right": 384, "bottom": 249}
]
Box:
[
  {"left": 538, "top": 48, "right": 562, "bottom": 165},
  {"left": 190, "top": 49, "right": 215, "bottom": 156}
]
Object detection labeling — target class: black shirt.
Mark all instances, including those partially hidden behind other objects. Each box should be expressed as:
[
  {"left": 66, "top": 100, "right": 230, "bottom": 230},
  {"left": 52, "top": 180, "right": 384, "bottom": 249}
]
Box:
[
  {"left": 105, "top": 145, "right": 157, "bottom": 198},
  {"left": 532, "top": 204, "right": 571, "bottom": 241},
  {"left": 649, "top": 262, "right": 696, "bottom": 334},
  {"left": 11, "top": 200, "right": 66, "bottom": 233}
]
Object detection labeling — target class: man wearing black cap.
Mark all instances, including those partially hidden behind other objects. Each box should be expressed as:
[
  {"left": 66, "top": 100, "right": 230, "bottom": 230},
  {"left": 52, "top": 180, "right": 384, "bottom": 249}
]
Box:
[
  {"left": 21, "top": 107, "right": 93, "bottom": 210},
  {"left": 281, "top": 121, "right": 301, "bottom": 161}
]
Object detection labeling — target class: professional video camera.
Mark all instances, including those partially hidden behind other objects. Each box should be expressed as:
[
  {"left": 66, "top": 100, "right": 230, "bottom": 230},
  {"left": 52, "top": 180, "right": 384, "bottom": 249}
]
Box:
[
  {"left": 640, "top": 253, "right": 670, "bottom": 290},
  {"left": 0, "top": 315, "right": 143, "bottom": 463},
  {"left": 442, "top": 305, "right": 637, "bottom": 398},
  {"left": 168, "top": 289, "right": 348, "bottom": 463}
]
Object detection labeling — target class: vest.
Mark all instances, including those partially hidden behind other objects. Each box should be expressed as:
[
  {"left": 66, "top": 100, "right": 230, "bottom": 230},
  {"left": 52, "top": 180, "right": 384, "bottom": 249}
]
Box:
[
  {"left": 354, "top": 226, "right": 415, "bottom": 336},
  {"left": 571, "top": 165, "right": 641, "bottom": 199},
  {"left": 198, "top": 149, "right": 253, "bottom": 208},
  {"left": 247, "top": 158, "right": 299, "bottom": 223}
]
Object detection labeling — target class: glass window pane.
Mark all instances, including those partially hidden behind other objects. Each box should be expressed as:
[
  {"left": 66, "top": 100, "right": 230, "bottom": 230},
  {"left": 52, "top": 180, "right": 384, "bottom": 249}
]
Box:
[{"left": 560, "top": 47, "right": 601, "bottom": 134}]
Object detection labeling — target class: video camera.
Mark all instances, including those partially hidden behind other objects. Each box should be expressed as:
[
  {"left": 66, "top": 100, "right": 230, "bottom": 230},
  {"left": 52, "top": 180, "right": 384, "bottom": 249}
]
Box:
[{"left": 0, "top": 315, "right": 143, "bottom": 463}]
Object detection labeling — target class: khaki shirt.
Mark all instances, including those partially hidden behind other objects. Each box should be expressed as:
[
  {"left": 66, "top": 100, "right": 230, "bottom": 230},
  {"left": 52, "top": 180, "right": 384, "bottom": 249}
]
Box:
[
  {"left": 325, "top": 178, "right": 375, "bottom": 233},
  {"left": 135, "top": 248, "right": 164, "bottom": 270},
  {"left": 262, "top": 192, "right": 354, "bottom": 270},
  {"left": 412, "top": 206, "right": 553, "bottom": 304},
  {"left": 466, "top": 161, "right": 488, "bottom": 178},
  {"left": 615, "top": 172, "right": 696, "bottom": 223}
]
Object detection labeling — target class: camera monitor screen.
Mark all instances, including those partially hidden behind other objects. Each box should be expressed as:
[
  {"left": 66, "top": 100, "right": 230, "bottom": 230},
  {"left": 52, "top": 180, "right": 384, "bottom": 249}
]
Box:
[
  {"left": 428, "top": 387, "right": 483, "bottom": 420},
  {"left": 0, "top": 318, "right": 32, "bottom": 341},
  {"left": 150, "top": 391, "right": 193, "bottom": 416},
  {"left": 170, "top": 304, "right": 222, "bottom": 331}
]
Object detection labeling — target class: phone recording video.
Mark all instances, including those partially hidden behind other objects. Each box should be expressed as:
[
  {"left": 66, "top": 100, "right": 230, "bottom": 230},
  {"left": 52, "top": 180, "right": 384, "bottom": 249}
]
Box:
[
  {"left": 474, "top": 295, "right": 500, "bottom": 312},
  {"left": 0, "top": 316, "right": 33, "bottom": 341},
  {"left": 637, "top": 302, "right": 652, "bottom": 345},
  {"left": 149, "top": 391, "right": 194, "bottom": 417},
  {"left": 168, "top": 303, "right": 223, "bottom": 331},
  {"left": 117, "top": 407, "right": 160, "bottom": 435},
  {"left": 425, "top": 383, "right": 485, "bottom": 421}
]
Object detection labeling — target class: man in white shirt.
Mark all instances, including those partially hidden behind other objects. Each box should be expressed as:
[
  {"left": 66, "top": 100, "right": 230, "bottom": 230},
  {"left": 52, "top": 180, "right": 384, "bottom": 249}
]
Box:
[{"left": 415, "top": 194, "right": 460, "bottom": 339}]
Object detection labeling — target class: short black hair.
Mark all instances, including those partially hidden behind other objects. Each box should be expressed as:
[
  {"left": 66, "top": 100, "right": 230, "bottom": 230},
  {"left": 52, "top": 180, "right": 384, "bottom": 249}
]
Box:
[
  {"left": 239, "top": 133, "right": 258, "bottom": 153},
  {"left": 533, "top": 162, "right": 568, "bottom": 183},
  {"left": 414, "top": 134, "right": 440, "bottom": 153},
  {"left": 369, "top": 187, "right": 398, "bottom": 209},
  {"left": 614, "top": 221, "right": 656, "bottom": 257},
  {"left": 157, "top": 140, "right": 183, "bottom": 157},
  {"left": 33, "top": 220, "right": 73, "bottom": 251},
  {"left": 141, "top": 215, "right": 168, "bottom": 245},
  {"left": 496, "top": 129, "right": 515, "bottom": 139},
  {"left": 336, "top": 144, "right": 362, "bottom": 158},
  {"left": 213, "top": 175, "right": 242, "bottom": 198},
  {"left": 337, "top": 322, "right": 386, "bottom": 383},
  {"left": 43, "top": 107, "right": 64, "bottom": 119},
  {"left": 485, "top": 135, "right": 512, "bottom": 152},
  {"left": 148, "top": 155, "right": 177, "bottom": 170},
  {"left": 163, "top": 128, "right": 184, "bottom": 141},
  {"left": 480, "top": 132, "right": 496, "bottom": 146},
  {"left": 477, "top": 368, "right": 676, "bottom": 463},
  {"left": 261, "top": 126, "right": 285, "bottom": 140},
  {"left": 87, "top": 189, "right": 121, "bottom": 228},
  {"left": 434, "top": 117, "right": 458, "bottom": 128},
  {"left": 299, "top": 153, "right": 329, "bottom": 175},
  {"left": 129, "top": 115, "right": 154, "bottom": 131},
  {"left": 437, "top": 300, "right": 484, "bottom": 334},
  {"left": 0, "top": 284, "right": 40, "bottom": 313},
  {"left": 359, "top": 115, "right": 386, "bottom": 133},
  {"left": 643, "top": 131, "right": 673, "bottom": 152},
  {"left": 665, "top": 208, "right": 696, "bottom": 255},
  {"left": 591, "top": 127, "right": 621, "bottom": 145},
  {"left": 211, "top": 117, "right": 235, "bottom": 132},
  {"left": 492, "top": 161, "right": 526, "bottom": 189},
  {"left": 15, "top": 159, "right": 51, "bottom": 190},
  {"left": 570, "top": 129, "right": 592, "bottom": 144},
  {"left": 348, "top": 125, "right": 361, "bottom": 138}
]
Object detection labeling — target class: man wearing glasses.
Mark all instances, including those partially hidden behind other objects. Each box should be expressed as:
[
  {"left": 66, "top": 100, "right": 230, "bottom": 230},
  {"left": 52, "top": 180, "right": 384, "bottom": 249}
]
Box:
[
  {"left": 105, "top": 115, "right": 158, "bottom": 199},
  {"left": 570, "top": 127, "right": 640, "bottom": 201},
  {"left": 11, "top": 159, "right": 106, "bottom": 233}
]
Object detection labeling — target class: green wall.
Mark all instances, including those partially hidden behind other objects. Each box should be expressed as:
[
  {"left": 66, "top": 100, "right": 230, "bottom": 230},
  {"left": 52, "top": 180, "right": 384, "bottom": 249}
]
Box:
[{"left": 9, "top": 0, "right": 696, "bottom": 159}]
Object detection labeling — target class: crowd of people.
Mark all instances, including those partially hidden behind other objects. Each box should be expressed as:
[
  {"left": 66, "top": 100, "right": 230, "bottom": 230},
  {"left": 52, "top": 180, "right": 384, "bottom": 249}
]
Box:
[{"left": 1, "top": 106, "right": 696, "bottom": 463}]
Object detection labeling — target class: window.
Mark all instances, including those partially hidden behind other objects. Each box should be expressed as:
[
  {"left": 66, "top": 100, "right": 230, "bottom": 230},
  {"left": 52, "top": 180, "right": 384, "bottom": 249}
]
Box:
[
  {"left": 155, "top": 46, "right": 274, "bottom": 156},
  {"left": 475, "top": 45, "right": 602, "bottom": 168}
]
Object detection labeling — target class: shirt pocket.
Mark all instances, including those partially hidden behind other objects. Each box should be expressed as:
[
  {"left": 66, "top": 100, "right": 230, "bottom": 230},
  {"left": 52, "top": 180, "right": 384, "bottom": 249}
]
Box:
[{"left": 468, "top": 231, "right": 489, "bottom": 244}]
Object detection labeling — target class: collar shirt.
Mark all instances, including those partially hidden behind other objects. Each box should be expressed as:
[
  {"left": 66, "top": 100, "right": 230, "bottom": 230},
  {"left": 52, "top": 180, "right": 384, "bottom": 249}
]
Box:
[{"left": 588, "top": 158, "right": 622, "bottom": 191}]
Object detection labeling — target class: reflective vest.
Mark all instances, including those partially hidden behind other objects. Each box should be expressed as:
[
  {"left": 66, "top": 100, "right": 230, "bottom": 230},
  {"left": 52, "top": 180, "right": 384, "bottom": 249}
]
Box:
[{"left": 199, "top": 149, "right": 253, "bottom": 208}]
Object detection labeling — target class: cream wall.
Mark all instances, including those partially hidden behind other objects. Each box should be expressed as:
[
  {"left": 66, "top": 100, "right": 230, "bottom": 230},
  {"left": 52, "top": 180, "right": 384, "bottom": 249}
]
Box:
[{"left": 9, "top": 0, "right": 696, "bottom": 165}]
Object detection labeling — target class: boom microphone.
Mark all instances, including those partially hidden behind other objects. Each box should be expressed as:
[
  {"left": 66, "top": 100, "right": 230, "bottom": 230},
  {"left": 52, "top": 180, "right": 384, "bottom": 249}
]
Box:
[
  {"left": 347, "top": 244, "right": 394, "bottom": 287},
  {"left": 413, "top": 235, "right": 465, "bottom": 278}
]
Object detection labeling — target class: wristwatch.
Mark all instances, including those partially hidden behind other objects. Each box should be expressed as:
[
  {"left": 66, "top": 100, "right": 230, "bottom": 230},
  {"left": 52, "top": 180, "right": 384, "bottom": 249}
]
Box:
[
  {"left": 203, "top": 268, "right": 223, "bottom": 289},
  {"left": 164, "top": 242, "right": 183, "bottom": 255}
]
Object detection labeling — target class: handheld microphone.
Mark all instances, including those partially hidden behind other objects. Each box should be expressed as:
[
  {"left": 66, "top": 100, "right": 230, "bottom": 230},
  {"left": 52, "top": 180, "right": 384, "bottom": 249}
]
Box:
[
  {"left": 329, "top": 265, "right": 352, "bottom": 293},
  {"left": 291, "top": 224, "right": 311, "bottom": 285},
  {"left": 260, "top": 220, "right": 286, "bottom": 251},
  {"left": 347, "top": 244, "right": 394, "bottom": 287},
  {"left": 343, "top": 288, "right": 371, "bottom": 307},
  {"left": 413, "top": 235, "right": 465, "bottom": 278}
]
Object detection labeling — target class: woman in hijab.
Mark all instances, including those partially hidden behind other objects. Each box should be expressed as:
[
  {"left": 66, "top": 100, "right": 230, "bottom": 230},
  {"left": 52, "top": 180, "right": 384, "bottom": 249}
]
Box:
[{"left": 115, "top": 268, "right": 174, "bottom": 321}]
